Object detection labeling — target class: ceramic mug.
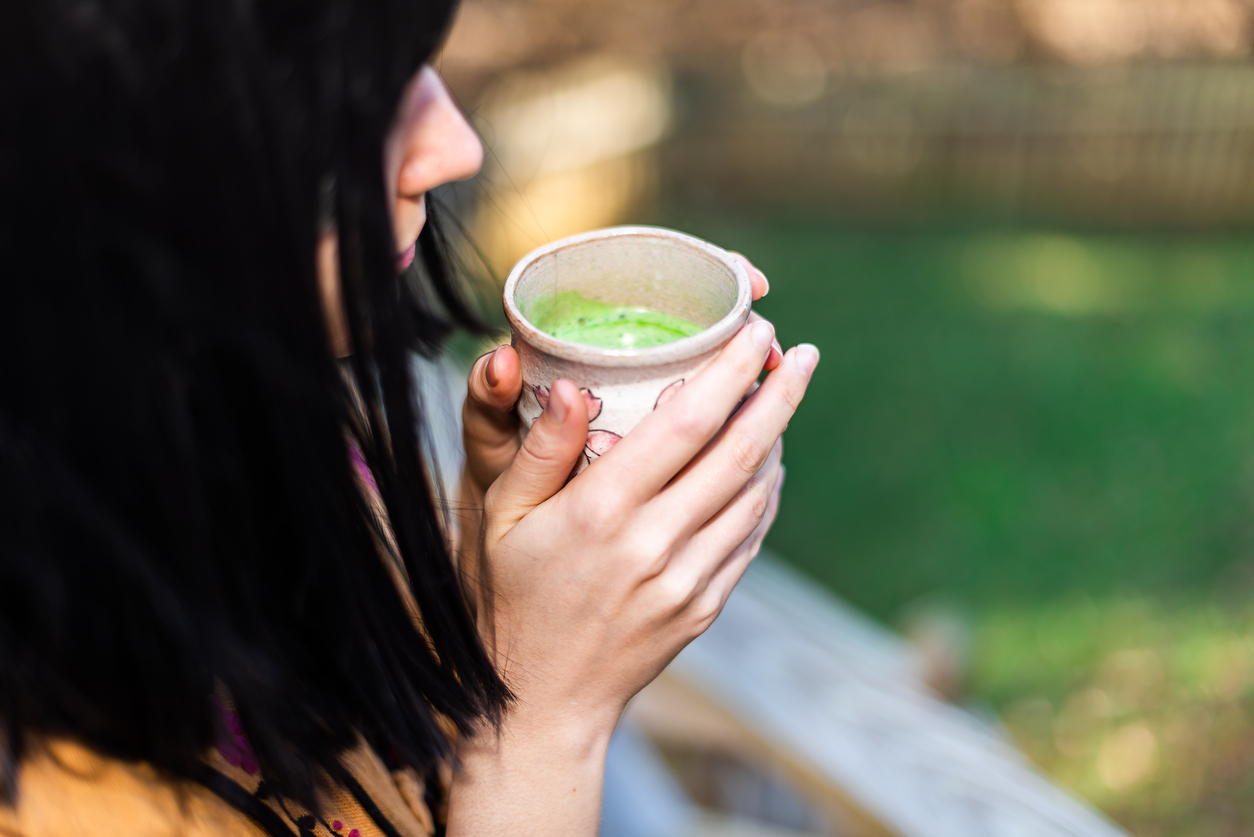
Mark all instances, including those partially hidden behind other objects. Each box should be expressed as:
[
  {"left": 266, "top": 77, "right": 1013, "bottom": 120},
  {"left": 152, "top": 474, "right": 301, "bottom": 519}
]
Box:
[{"left": 503, "top": 225, "right": 752, "bottom": 473}]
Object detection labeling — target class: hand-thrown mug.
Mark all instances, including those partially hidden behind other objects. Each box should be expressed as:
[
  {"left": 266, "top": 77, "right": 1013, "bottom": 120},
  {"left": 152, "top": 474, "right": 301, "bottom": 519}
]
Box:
[{"left": 503, "top": 225, "right": 752, "bottom": 473}]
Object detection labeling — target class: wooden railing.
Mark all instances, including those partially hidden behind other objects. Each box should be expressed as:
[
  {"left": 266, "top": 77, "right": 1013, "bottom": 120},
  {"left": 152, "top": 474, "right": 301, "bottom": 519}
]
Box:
[{"left": 606, "top": 557, "right": 1128, "bottom": 837}]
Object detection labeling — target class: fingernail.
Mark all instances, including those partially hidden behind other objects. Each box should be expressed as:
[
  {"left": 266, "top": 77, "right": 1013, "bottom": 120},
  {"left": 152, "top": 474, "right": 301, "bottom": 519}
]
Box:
[
  {"left": 794, "top": 343, "right": 820, "bottom": 375},
  {"left": 772, "top": 338, "right": 782, "bottom": 357},
  {"left": 760, "top": 273, "right": 771, "bottom": 297},
  {"left": 485, "top": 348, "right": 500, "bottom": 387},
  {"left": 546, "top": 382, "right": 569, "bottom": 422},
  {"left": 751, "top": 320, "right": 775, "bottom": 349}
]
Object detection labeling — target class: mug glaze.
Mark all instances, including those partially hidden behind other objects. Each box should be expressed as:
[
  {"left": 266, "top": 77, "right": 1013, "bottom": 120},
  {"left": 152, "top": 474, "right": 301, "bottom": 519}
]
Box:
[{"left": 504, "top": 225, "right": 752, "bottom": 473}]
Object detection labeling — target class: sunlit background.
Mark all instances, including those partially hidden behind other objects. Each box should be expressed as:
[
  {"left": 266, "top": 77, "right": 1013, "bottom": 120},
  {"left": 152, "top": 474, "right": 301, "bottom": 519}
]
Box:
[{"left": 436, "top": 2, "right": 1254, "bottom": 833}]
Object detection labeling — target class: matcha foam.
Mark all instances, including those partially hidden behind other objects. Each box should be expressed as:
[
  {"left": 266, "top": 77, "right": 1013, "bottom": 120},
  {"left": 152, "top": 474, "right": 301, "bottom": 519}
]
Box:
[{"left": 528, "top": 291, "right": 704, "bottom": 349}]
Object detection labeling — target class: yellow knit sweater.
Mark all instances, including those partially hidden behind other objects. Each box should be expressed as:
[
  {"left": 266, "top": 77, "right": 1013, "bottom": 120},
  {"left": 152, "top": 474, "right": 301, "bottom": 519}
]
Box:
[{"left": 0, "top": 733, "right": 440, "bottom": 837}]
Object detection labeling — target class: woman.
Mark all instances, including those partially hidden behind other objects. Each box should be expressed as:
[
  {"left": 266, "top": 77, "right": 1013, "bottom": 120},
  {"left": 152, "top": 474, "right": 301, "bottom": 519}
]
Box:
[{"left": 0, "top": 0, "right": 818, "bottom": 834}]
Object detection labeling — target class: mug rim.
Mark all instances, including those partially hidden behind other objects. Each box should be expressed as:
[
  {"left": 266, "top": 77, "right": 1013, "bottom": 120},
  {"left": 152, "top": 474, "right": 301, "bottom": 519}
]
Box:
[{"left": 503, "top": 225, "right": 752, "bottom": 368}]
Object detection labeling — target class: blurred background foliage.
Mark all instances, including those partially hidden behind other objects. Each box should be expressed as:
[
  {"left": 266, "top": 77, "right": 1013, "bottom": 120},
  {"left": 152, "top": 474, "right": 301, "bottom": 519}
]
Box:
[{"left": 437, "top": 1, "right": 1254, "bottom": 833}]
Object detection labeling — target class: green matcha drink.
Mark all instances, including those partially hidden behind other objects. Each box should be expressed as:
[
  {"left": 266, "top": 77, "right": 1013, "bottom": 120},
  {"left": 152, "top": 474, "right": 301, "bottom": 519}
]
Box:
[{"left": 528, "top": 291, "right": 704, "bottom": 349}]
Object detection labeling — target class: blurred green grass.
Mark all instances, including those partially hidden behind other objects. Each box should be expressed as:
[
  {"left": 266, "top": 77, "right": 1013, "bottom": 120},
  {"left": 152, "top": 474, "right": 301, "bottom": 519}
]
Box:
[
  {"left": 658, "top": 212, "right": 1254, "bottom": 832},
  {"left": 973, "top": 599, "right": 1254, "bottom": 834},
  {"left": 664, "top": 213, "right": 1254, "bottom": 619}
]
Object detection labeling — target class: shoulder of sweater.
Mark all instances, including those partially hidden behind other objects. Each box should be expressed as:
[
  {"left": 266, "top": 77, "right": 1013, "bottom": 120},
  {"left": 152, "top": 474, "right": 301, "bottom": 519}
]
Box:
[{"left": 1, "top": 739, "right": 265, "bottom": 837}]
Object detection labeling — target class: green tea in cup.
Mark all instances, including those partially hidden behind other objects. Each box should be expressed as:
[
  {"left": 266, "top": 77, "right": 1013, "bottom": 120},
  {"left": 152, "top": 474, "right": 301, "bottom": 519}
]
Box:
[
  {"left": 504, "top": 225, "right": 752, "bottom": 473},
  {"left": 528, "top": 291, "right": 704, "bottom": 349}
]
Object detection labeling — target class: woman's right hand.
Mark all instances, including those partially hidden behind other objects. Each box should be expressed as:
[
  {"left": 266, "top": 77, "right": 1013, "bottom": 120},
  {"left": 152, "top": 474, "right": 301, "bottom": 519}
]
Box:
[
  {"left": 449, "top": 318, "right": 817, "bottom": 836},
  {"left": 480, "top": 318, "right": 817, "bottom": 731}
]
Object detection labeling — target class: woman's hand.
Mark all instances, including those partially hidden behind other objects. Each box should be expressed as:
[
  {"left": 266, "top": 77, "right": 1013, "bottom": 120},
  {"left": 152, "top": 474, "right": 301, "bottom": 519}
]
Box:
[
  {"left": 481, "top": 323, "right": 811, "bottom": 723},
  {"left": 449, "top": 267, "right": 816, "bottom": 834},
  {"left": 457, "top": 254, "right": 778, "bottom": 532}
]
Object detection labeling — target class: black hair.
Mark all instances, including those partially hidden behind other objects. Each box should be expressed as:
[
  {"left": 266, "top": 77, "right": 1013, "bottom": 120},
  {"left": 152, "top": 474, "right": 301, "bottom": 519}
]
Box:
[{"left": 0, "top": 0, "right": 507, "bottom": 811}]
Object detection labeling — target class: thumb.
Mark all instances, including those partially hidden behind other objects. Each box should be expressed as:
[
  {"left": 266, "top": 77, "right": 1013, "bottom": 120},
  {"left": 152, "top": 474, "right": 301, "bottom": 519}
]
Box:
[
  {"left": 463, "top": 346, "right": 523, "bottom": 493},
  {"left": 487, "top": 379, "right": 589, "bottom": 527}
]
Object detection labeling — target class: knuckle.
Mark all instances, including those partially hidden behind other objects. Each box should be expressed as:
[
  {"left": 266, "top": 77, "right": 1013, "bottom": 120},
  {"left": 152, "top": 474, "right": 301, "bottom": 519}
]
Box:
[
  {"left": 656, "top": 570, "right": 696, "bottom": 613},
  {"left": 520, "top": 426, "right": 553, "bottom": 457},
  {"left": 729, "top": 431, "right": 769, "bottom": 477},
  {"left": 781, "top": 378, "right": 806, "bottom": 412},
  {"left": 692, "top": 592, "right": 724, "bottom": 631},
  {"left": 633, "top": 530, "right": 673, "bottom": 576},
  {"left": 669, "top": 405, "right": 716, "bottom": 445},
  {"left": 467, "top": 429, "right": 520, "bottom": 463},
  {"left": 749, "top": 485, "right": 771, "bottom": 524},
  {"left": 620, "top": 521, "right": 671, "bottom": 576},
  {"left": 521, "top": 428, "right": 570, "bottom": 467},
  {"left": 577, "top": 493, "right": 628, "bottom": 537}
]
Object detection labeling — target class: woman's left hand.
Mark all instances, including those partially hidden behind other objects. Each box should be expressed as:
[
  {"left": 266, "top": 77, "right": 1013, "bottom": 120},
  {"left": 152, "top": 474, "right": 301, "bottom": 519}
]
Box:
[{"left": 461, "top": 344, "right": 523, "bottom": 506}]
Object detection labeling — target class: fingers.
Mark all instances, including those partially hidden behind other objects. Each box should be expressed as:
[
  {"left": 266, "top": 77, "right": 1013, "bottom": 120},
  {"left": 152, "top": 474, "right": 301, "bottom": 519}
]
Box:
[
  {"left": 665, "top": 451, "right": 783, "bottom": 622},
  {"left": 654, "top": 343, "right": 816, "bottom": 536},
  {"left": 672, "top": 438, "right": 782, "bottom": 576},
  {"left": 748, "top": 312, "right": 783, "bottom": 371},
  {"left": 730, "top": 252, "right": 770, "bottom": 301},
  {"left": 463, "top": 345, "right": 523, "bottom": 491},
  {"left": 586, "top": 319, "right": 778, "bottom": 503},
  {"left": 485, "top": 379, "right": 589, "bottom": 529},
  {"left": 697, "top": 463, "right": 784, "bottom": 617},
  {"left": 468, "top": 345, "right": 522, "bottom": 411},
  {"left": 752, "top": 462, "right": 784, "bottom": 554},
  {"left": 732, "top": 255, "right": 780, "bottom": 367}
]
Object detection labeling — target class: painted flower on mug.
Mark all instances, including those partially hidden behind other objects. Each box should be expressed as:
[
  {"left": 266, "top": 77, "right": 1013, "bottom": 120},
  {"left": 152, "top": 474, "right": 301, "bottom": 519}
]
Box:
[
  {"left": 585, "top": 429, "right": 622, "bottom": 458},
  {"left": 654, "top": 379, "right": 684, "bottom": 409},
  {"left": 535, "top": 385, "right": 614, "bottom": 470},
  {"left": 533, "top": 378, "right": 687, "bottom": 472}
]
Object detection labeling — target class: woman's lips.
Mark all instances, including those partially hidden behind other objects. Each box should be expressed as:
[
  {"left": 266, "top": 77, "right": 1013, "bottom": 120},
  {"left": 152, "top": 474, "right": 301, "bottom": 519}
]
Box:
[{"left": 397, "top": 242, "right": 417, "bottom": 271}]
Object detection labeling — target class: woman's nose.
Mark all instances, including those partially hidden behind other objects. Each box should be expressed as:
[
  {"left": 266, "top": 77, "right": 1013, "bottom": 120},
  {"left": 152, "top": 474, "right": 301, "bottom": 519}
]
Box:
[{"left": 395, "top": 67, "right": 484, "bottom": 199}]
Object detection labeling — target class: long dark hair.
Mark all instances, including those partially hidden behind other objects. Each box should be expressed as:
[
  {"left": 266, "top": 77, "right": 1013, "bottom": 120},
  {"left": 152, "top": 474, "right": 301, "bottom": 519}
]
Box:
[{"left": 0, "top": 0, "right": 507, "bottom": 811}]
